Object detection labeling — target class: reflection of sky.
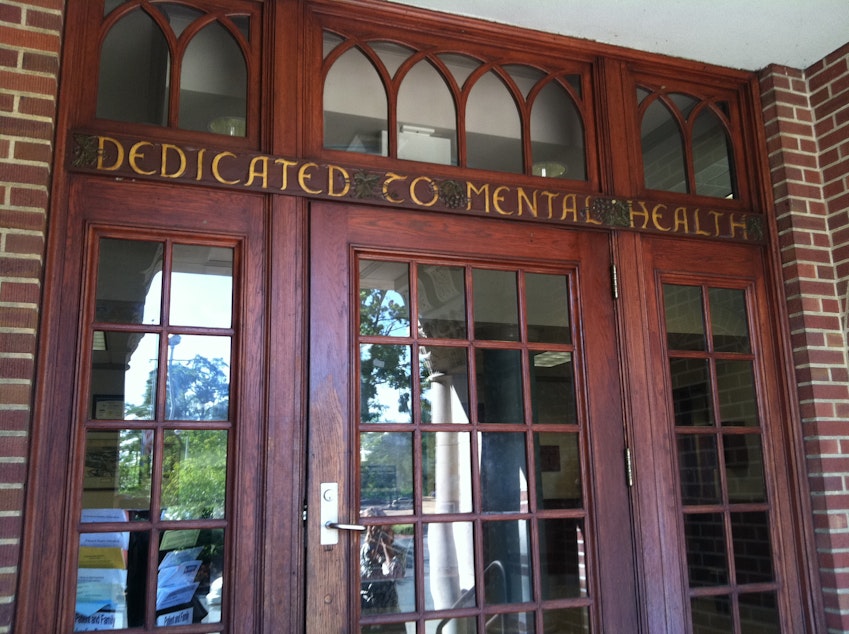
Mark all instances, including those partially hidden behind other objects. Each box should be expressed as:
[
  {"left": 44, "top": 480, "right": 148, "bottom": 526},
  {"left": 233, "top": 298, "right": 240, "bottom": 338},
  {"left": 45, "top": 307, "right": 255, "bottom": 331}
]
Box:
[{"left": 125, "top": 272, "right": 232, "bottom": 412}]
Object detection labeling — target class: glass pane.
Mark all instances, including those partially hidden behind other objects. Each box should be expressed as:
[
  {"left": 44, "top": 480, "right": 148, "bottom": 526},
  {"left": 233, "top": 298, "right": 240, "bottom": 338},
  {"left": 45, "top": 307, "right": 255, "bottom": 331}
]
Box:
[
  {"left": 170, "top": 244, "right": 233, "bottom": 328},
  {"left": 642, "top": 98, "right": 687, "bottom": 193},
  {"left": 535, "top": 433, "right": 582, "bottom": 509},
  {"left": 423, "top": 522, "right": 475, "bottom": 610},
  {"left": 526, "top": 273, "right": 570, "bottom": 343},
  {"left": 360, "top": 520, "right": 415, "bottom": 615},
  {"left": 425, "top": 616, "right": 477, "bottom": 633},
  {"left": 670, "top": 358, "right": 714, "bottom": 427},
  {"left": 360, "top": 432, "right": 413, "bottom": 513},
  {"left": 423, "top": 432, "right": 472, "bottom": 514},
  {"left": 731, "top": 511, "right": 775, "bottom": 584},
  {"left": 371, "top": 40, "right": 414, "bottom": 77},
  {"left": 96, "top": 238, "right": 163, "bottom": 325},
  {"left": 418, "top": 264, "right": 466, "bottom": 339},
  {"left": 543, "top": 607, "right": 590, "bottom": 633},
  {"left": 690, "top": 595, "right": 732, "bottom": 634},
  {"left": 693, "top": 109, "right": 734, "bottom": 198},
  {"left": 709, "top": 288, "right": 750, "bottom": 353},
  {"left": 724, "top": 435, "right": 766, "bottom": 503},
  {"left": 76, "top": 528, "right": 134, "bottom": 630},
  {"left": 684, "top": 513, "right": 728, "bottom": 587},
  {"left": 475, "top": 350, "right": 523, "bottom": 424},
  {"left": 324, "top": 44, "right": 388, "bottom": 155},
  {"left": 437, "top": 52, "right": 481, "bottom": 87},
  {"left": 503, "top": 64, "right": 546, "bottom": 98},
  {"left": 397, "top": 61, "right": 457, "bottom": 165},
  {"left": 156, "top": 528, "right": 224, "bottom": 625},
  {"left": 90, "top": 332, "right": 159, "bottom": 420},
  {"left": 82, "top": 430, "right": 152, "bottom": 515},
  {"left": 481, "top": 520, "right": 532, "bottom": 604},
  {"left": 165, "top": 335, "right": 231, "bottom": 421},
  {"left": 531, "top": 81, "right": 586, "bottom": 181},
  {"left": 161, "top": 430, "right": 227, "bottom": 520},
  {"left": 179, "top": 21, "right": 247, "bottom": 134},
  {"left": 467, "top": 71, "right": 522, "bottom": 174},
  {"left": 97, "top": 9, "right": 169, "bottom": 125},
  {"left": 716, "top": 360, "right": 759, "bottom": 427},
  {"left": 361, "top": 344, "right": 413, "bottom": 423},
  {"left": 739, "top": 592, "right": 780, "bottom": 633},
  {"left": 473, "top": 269, "right": 518, "bottom": 341},
  {"left": 153, "top": 4, "right": 203, "bottom": 38},
  {"left": 530, "top": 352, "right": 577, "bottom": 425},
  {"left": 678, "top": 434, "right": 720, "bottom": 505},
  {"left": 323, "top": 31, "right": 344, "bottom": 58},
  {"left": 669, "top": 93, "right": 699, "bottom": 118},
  {"left": 539, "top": 518, "right": 587, "bottom": 599},
  {"left": 421, "top": 347, "right": 470, "bottom": 424},
  {"left": 664, "top": 284, "right": 706, "bottom": 350},
  {"left": 480, "top": 433, "right": 527, "bottom": 513},
  {"left": 360, "top": 260, "right": 411, "bottom": 337}
]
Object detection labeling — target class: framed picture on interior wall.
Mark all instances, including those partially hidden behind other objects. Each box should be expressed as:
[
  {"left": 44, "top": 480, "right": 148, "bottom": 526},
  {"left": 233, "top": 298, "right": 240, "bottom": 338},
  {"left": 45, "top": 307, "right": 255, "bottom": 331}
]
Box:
[
  {"left": 540, "top": 445, "right": 561, "bottom": 472},
  {"left": 83, "top": 430, "right": 121, "bottom": 491},
  {"left": 93, "top": 394, "right": 125, "bottom": 420}
]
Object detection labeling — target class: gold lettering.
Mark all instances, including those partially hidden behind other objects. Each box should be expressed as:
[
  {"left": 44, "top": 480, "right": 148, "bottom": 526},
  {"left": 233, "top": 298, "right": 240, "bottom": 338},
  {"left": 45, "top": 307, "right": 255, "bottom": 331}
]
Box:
[
  {"left": 467, "top": 182, "right": 490, "bottom": 213},
  {"left": 383, "top": 172, "right": 407, "bottom": 204},
  {"left": 160, "top": 143, "right": 187, "bottom": 179},
  {"left": 672, "top": 206, "right": 689, "bottom": 234},
  {"left": 709, "top": 210, "right": 723, "bottom": 237},
  {"left": 493, "top": 186, "right": 513, "bottom": 215},
  {"left": 212, "top": 152, "right": 240, "bottom": 185},
  {"left": 516, "top": 188, "right": 538, "bottom": 218},
  {"left": 560, "top": 194, "right": 578, "bottom": 222},
  {"left": 729, "top": 213, "right": 748, "bottom": 240},
  {"left": 327, "top": 164, "right": 351, "bottom": 197},
  {"left": 274, "top": 158, "right": 297, "bottom": 190},
  {"left": 195, "top": 148, "right": 206, "bottom": 181},
  {"left": 299, "top": 162, "right": 322, "bottom": 194},
  {"left": 410, "top": 176, "right": 439, "bottom": 207},
  {"left": 96, "top": 136, "right": 124, "bottom": 171},
  {"left": 540, "top": 191, "right": 558, "bottom": 219},
  {"left": 693, "top": 209, "right": 711, "bottom": 236},
  {"left": 630, "top": 200, "right": 650, "bottom": 229},
  {"left": 128, "top": 141, "right": 156, "bottom": 176},
  {"left": 245, "top": 156, "right": 270, "bottom": 189},
  {"left": 652, "top": 203, "right": 671, "bottom": 232}
]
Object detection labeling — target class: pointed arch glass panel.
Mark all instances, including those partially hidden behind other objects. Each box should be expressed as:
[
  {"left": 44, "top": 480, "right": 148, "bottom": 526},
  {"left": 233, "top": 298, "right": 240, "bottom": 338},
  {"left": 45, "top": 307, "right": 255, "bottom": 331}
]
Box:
[
  {"left": 370, "top": 40, "right": 415, "bottom": 78},
  {"left": 466, "top": 71, "right": 522, "bottom": 174},
  {"left": 97, "top": 7, "right": 170, "bottom": 125},
  {"left": 179, "top": 21, "right": 247, "bottom": 135},
  {"left": 641, "top": 97, "right": 687, "bottom": 193},
  {"left": 436, "top": 52, "right": 481, "bottom": 88},
  {"left": 531, "top": 80, "right": 586, "bottom": 180},
  {"left": 397, "top": 60, "right": 457, "bottom": 165},
  {"left": 324, "top": 39, "right": 388, "bottom": 156},
  {"left": 693, "top": 108, "right": 735, "bottom": 198}
]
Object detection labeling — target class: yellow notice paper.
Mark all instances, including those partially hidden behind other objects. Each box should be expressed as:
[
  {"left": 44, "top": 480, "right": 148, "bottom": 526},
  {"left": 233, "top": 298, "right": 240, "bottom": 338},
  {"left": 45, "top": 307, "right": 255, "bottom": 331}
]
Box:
[{"left": 78, "top": 547, "right": 127, "bottom": 570}]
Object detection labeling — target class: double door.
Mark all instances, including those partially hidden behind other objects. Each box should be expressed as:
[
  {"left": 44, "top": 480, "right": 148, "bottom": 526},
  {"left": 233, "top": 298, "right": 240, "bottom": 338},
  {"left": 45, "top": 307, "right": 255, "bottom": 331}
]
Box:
[{"left": 304, "top": 202, "right": 804, "bottom": 633}]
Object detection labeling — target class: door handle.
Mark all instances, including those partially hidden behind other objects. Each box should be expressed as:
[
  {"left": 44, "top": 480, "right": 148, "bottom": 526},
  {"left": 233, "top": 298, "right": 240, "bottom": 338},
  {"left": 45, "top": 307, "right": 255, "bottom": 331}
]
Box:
[{"left": 324, "top": 522, "right": 366, "bottom": 531}]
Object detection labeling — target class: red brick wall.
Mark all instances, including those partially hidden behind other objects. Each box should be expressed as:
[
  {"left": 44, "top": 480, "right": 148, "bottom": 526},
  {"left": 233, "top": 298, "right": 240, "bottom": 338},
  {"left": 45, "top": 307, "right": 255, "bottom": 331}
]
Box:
[
  {"left": 761, "top": 42, "right": 849, "bottom": 632},
  {"left": 0, "top": 0, "right": 63, "bottom": 631}
]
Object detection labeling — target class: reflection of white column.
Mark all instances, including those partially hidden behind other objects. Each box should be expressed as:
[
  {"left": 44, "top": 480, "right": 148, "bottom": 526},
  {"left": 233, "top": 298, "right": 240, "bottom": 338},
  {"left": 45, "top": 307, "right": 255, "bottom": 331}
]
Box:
[{"left": 429, "top": 374, "right": 461, "bottom": 614}]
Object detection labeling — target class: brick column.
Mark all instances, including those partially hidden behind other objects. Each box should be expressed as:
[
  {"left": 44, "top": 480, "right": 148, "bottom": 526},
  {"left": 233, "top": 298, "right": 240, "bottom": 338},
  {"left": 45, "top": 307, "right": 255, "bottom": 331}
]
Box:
[
  {"left": 0, "top": 1, "right": 63, "bottom": 631},
  {"left": 760, "top": 43, "right": 849, "bottom": 633}
]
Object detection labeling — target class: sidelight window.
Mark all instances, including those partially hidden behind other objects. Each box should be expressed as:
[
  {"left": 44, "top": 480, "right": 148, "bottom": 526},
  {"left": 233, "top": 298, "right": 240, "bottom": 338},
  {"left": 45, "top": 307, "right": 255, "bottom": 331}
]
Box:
[{"left": 77, "top": 236, "right": 235, "bottom": 630}]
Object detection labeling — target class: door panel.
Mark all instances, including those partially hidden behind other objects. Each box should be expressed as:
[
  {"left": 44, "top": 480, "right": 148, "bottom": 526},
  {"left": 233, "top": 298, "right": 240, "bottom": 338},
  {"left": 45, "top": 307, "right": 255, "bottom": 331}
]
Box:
[
  {"left": 307, "top": 202, "right": 637, "bottom": 633},
  {"left": 628, "top": 234, "right": 812, "bottom": 633}
]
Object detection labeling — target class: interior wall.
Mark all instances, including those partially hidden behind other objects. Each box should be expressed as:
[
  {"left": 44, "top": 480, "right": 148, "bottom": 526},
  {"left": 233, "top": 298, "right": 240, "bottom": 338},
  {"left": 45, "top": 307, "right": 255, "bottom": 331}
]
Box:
[{"left": 760, "top": 41, "right": 849, "bottom": 633}]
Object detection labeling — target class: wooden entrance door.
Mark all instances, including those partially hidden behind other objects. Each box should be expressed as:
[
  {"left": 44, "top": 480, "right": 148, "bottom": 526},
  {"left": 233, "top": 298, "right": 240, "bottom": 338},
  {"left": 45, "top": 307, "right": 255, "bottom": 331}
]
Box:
[{"left": 306, "top": 202, "right": 638, "bottom": 633}]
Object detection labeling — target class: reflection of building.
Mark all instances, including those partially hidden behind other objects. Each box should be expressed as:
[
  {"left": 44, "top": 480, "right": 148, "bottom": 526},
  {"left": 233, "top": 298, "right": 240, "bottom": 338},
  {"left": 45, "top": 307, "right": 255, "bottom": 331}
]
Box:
[{"left": 3, "top": 0, "right": 849, "bottom": 631}]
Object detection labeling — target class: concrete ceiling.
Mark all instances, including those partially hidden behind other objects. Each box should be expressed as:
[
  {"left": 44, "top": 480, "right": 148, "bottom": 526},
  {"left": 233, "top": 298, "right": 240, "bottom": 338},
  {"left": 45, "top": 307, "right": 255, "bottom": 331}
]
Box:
[{"left": 386, "top": 0, "right": 849, "bottom": 71}]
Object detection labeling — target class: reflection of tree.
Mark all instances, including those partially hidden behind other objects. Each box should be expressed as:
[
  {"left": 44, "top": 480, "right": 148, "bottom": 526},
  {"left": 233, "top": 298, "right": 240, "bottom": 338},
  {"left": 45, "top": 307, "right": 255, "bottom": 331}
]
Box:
[
  {"left": 360, "top": 289, "right": 410, "bottom": 422},
  {"left": 162, "top": 430, "right": 227, "bottom": 520},
  {"left": 118, "top": 354, "right": 230, "bottom": 519}
]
